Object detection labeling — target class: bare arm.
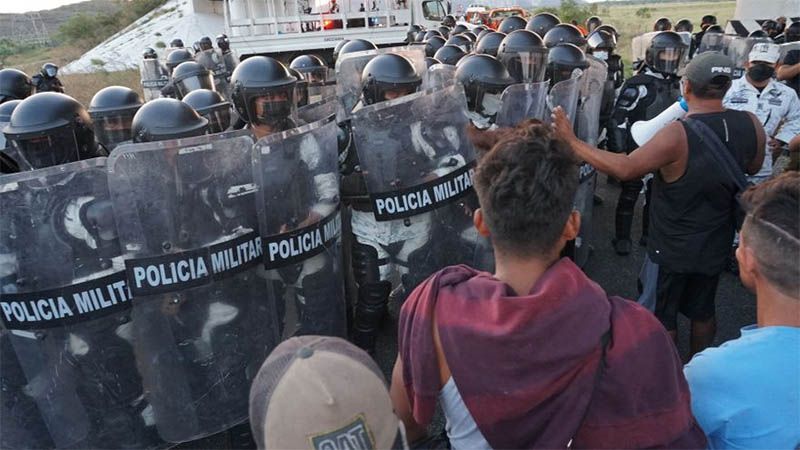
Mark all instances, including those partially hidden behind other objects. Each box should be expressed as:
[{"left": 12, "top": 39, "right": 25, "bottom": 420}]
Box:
[
  {"left": 552, "top": 107, "right": 684, "bottom": 181},
  {"left": 390, "top": 356, "right": 428, "bottom": 444},
  {"left": 776, "top": 63, "right": 800, "bottom": 81},
  {"left": 745, "top": 111, "right": 767, "bottom": 176}
]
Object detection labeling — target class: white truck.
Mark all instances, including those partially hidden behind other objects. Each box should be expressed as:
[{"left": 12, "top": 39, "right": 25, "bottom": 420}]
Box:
[{"left": 215, "top": 0, "right": 451, "bottom": 61}]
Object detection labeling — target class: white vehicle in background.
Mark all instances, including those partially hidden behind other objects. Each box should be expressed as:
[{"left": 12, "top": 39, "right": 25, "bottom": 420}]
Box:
[{"left": 216, "top": 0, "right": 450, "bottom": 61}]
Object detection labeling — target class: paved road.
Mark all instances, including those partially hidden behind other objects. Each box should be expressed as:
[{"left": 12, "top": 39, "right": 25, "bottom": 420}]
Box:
[{"left": 181, "top": 175, "right": 756, "bottom": 448}]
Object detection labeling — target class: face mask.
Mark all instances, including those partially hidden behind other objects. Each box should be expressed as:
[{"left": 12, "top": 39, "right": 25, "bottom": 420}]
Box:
[
  {"left": 481, "top": 92, "right": 502, "bottom": 116},
  {"left": 747, "top": 63, "right": 775, "bottom": 82},
  {"left": 593, "top": 51, "right": 609, "bottom": 61}
]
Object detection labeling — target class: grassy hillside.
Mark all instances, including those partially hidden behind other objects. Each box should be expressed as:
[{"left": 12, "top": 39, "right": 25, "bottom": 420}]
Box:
[{"left": 5, "top": 0, "right": 737, "bottom": 105}]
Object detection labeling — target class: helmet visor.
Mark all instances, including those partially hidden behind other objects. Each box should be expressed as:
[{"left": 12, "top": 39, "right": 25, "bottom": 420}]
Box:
[
  {"left": 549, "top": 64, "right": 583, "bottom": 85},
  {"left": 363, "top": 80, "right": 421, "bottom": 105},
  {"left": 203, "top": 107, "right": 231, "bottom": 134},
  {"left": 45, "top": 66, "right": 58, "bottom": 77},
  {"left": 654, "top": 48, "right": 685, "bottom": 74},
  {"left": 175, "top": 74, "right": 215, "bottom": 98},
  {"left": 245, "top": 86, "right": 295, "bottom": 126},
  {"left": 299, "top": 67, "right": 328, "bottom": 84},
  {"left": 93, "top": 113, "right": 135, "bottom": 149},
  {"left": 499, "top": 50, "right": 548, "bottom": 83},
  {"left": 11, "top": 126, "right": 79, "bottom": 169}
]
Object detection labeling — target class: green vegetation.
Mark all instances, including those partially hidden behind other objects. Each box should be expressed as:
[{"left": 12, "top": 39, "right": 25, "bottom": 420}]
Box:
[
  {"left": 636, "top": 7, "right": 653, "bottom": 19},
  {"left": 534, "top": 0, "right": 600, "bottom": 27},
  {"left": 0, "top": 39, "right": 21, "bottom": 66},
  {"left": 57, "top": 0, "right": 169, "bottom": 51}
]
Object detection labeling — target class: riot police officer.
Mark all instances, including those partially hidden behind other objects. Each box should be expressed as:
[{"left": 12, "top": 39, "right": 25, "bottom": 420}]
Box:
[
  {"left": 171, "top": 61, "right": 215, "bottom": 100},
  {"left": 526, "top": 12, "right": 560, "bottom": 38},
  {"left": 182, "top": 89, "right": 232, "bottom": 134},
  {"left": 442, "top": 14, "right": 456, "bottom": 28},
  {"left": 691, "top": 14, "right": 717, "bottom": 57},
  {"left": 31, "top": 63, "right": 64, "bottom": 94},
  {"left": 343, "top": 53, "right": 424, "bottom": 352},
  {"left": 456, "top": 54, "right": 515, "bottom": 128},
  {"left": 675, "top": 18, "right": 693, "bottom": 33},
  {"left": 543, "top": 23, "right": 587, "bottom": 50},
  {"left": 446, "top": 34, "right": 473, "bottom": 53},
  {"left": 606, "top": 31, "right": 686, "bottom": 255},
  {"left": 131, "top": 98, "right": 209, "bottom": 143},
  {"left": 587, "top": 29, "right": 624, "bottom": 137},
  {"left": 230, "top": 56, "right": 297, "bottom": 137},
  {"left": 586, "top": 16, "right": 602, "bottom": 34},
  {"left": 170, "top": 38, "right": 185, "bottom": 49},
  {"left": 216, "top": 34, "right": 238, "bottom": 74},
  {"left": 88, "top": 86, "right": 143, "bottom": 151},
  {"left": 0, "top": 68, "right": 32, "bottom": 104},
  {"left": 425, "top": 35, "right": 446, "bottom": 58},
  {"left": 199, "top": 36, "right": 214, "bottom": 51},
  {"left": 290, "top": 54, "right": 328, "bottom": 84},
  {"left": 496, "top": 29, "right": 548, "bottom": 84},
  {"left": 165, "top": 48, "right": 194, "bottom": 75},
  {"left": 338, "top": 39, "right": 378, "bottom": 60},
  {"left": 289, "top": 67, "right": 310, "bottom": 107},
  {"left": 4, "top": 93, "right": 105, "bottom": 168}
]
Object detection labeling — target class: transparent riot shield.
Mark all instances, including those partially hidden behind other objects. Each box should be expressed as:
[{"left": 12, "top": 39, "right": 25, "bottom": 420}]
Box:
[
  {"left": 780, "top": 42, "right": 800, "bottom": 62},
  {"left": 422, "top": 63, "right": 457, "bottom": 91},
  {"left": 296, "top": 97, "right": 338, "bottom": 125},
  {"left": 631, "top": 31, "right": 659, "bottom": 64},
  {"left": 350, "top": 83, "right": 492, "bottom": 285},
  {"left": 727, "top": 37, "right": 772, "bottom": 78},
  {"left": 252, "top": 117, "right": 346, "bottom": 340},
  {"left": 546, "top": 74, "right": 581, "bottom": 125},
  {"left": 334, "top": 46, "right": 426, "bottom": 120},
  {"left": 308, "top": 81, "right": 337, "bottom": 105},
  {"left": 571, "top": 163, "right": 596, "bottom": 268},
  {"left": 0, "top": 158, "right": 163, "bottom": 449},
  {"left": 495, "top": 81, "right": 548, "bottom": 127},
  {"left": 697, "top": 33, "right": 732, "bottom": 54},
  {"left": 223, "top": 52, "right": 238, "bottom": 75},
  {"left": 140, "top": 59, "right": 169, "bottom": 102},
  {"left": 196, "top": 49, "right": 231, "bottom": 100},
  {"left": 576, "top": 56, "right": 608, "bottom": 146},
  {"left": 107, "top": 130, "right": 279, "bottom": 443}
]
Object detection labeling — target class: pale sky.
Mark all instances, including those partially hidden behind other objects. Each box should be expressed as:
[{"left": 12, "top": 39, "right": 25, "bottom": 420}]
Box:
[{"left": 0, "top": 0, "right": 88, "bottom": 14}]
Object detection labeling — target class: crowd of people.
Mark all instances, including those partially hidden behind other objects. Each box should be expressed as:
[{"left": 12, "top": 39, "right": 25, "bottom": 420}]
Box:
[{"left": 0, "top": 8, "right": 798, "bottom": 450}]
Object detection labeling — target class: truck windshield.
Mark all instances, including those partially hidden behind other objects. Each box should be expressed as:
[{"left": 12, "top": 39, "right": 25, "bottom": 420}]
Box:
[{"left": 422, "top": 1, "right": 445, "bottom": 21}]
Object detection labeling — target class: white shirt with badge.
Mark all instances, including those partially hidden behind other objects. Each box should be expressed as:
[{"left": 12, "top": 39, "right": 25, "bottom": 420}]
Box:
[{"left": 723, "top": 76, "right": 800, "bottom": 179}]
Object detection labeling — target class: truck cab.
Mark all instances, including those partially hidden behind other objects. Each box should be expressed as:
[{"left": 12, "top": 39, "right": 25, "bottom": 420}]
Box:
[{"left": 219, "top": 0, "right": 449, "bottom": 61}]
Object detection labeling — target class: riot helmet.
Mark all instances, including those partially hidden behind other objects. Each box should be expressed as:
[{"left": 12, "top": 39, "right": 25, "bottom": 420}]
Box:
[
  {"left": 675, "top": 18, "right": 693, "bottom": 33},
  {"left": 289, "top": 67, "right": 309, "bottom": 107},
  {"left": 595, "top": 24, "right": 620, "bottom": 39},
  {"left": 216, "top": 34, "right": 231, "bottom": 52},
  {"left": 131, "top": 98, "right": 208, "bottom": 143},
  {"left": 462, "top": 31, "right": 478, "bottom": 43},
  {"left": 586, "top": 16, "right": 602, "bottom": 33},
  {"left": 748, "top": 29, "right": 769, "bottom": 39},
  {"left": 497, "top": 30, "right": 548, "bottom": 83},
  {"left": 4, "top": 92, "right": 101, "bottom": 169},
  {"left": 165, "top": 48, "right": 194, "bottom": 74},
  {"left": 526, "top": 12, "right": 560, "bottom": 38},
  {"left": 41, "top": 63, "right": 58, "bottom": 79},
  {"left": 586, "top": 29, "right": 616, "bottom": 61},
  {"left": 653, "top": 17, "right": 672, "bottom": 32},
  {"left": 476, "top": 28, "right": 493, "bottom": 42},
  {"left": 414, "top": 30, "right": 427, "bottom": 44},
  {"left": 407, "top": 24, "right": 423, "bottom": 44},
  {"left": 230, "top": 56, "right": 296, "bottom": 128},
  {"left": 701, "top": 15, "right": 717, "bottom": 30},
  {"left": 333, "top": 40, "right": 350, "bottom": 63},
  {"left": 183, "top": 89, "right": 232, "bottom": 134},
  {"left": 0, "top": 99, "right": 21, "bottom": 123},
  {"left": 762, "top": 19, "right": 780, "bottom": 37},
  {"left": 546, "top": 43, "right": 588, "bottom": 85},
  {"left": 199, "top": 36, "right": 214, "bottom": 51},
  {"left": 170, "top": 38, "right": 185, "bottom": 48},
  {"left": 543, "top": 24, "right": 586, "bottom": 49},
  {"left": 645, "top": 31, "right": 687, "bottom": 75},
  {"left": 452, "top": 24, "right": 469, "bottom": 35},
  {"left": 171, "top": 61, "right": 215, "bottom": 99},
  {"left": 705, "top": 24, "right": 724, "bottom": 34},
  {"left": 425, "top": 35, "right": 447, "bottom": 58},
  {"left": 446, "top": 34, "right": 473, "bottom": 52},
  {"left": 473, "top": 25, "right": 488, "bottom": 36},
  {"left": 339, "top": 39, "right": 378, "bottom": 59},
  {"left": 424, "top": 57, "right": 441, "bottom": 68},
  {"left": 290, "top": 54, "right": 329, "bottom": 84},
  {"left": 424, "top": 29, "right": 443, "bottom": 40},
  {"left": 0, "top": 69, "right": 33, "bottom": 103},
  {"left": 442, "top": 15, "right": 457, "bottom": 28},
  {"left": 438, "top": 25, "right": 452, "bottom": 39},
  {"left": 88, "top": 86, "right": 143, "bottom": 150},
  {"left": 434, "top": 44, "right": 467, "bottom": 65},
  {"left": 785, "top": 21, "right": 800, "bottom": 42},
  {"left": 455, "top": 54, "right": 514, "bottom": 116},
  {"left": 143, "top": 47, "right": 158, "bottom": 60},
  {"left": 475, "top": 31, "right": 506, "bottom": 56},
  {"left": 498, "top": 16, "right": 527, "bottom": 35},
  {"left": 192, "top": 41, "right": 202, "bottom": 53},
  {"left": 360, "top": 53, "right": 421, "bottom": 106}
]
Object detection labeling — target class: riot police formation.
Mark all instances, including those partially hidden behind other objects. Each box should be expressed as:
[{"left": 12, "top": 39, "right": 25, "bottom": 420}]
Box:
[
  {"left": 606, "top": 31, "right": 686, "bottom": 255},
  {"left": 31, "top": 63, "right": 64, "bottom": 94},
  {"left": 182, "top": 88, "right": 233, "bottom": 133},
  {"left": 586, "top": 29, "right": 625, "bottom": 139}
]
